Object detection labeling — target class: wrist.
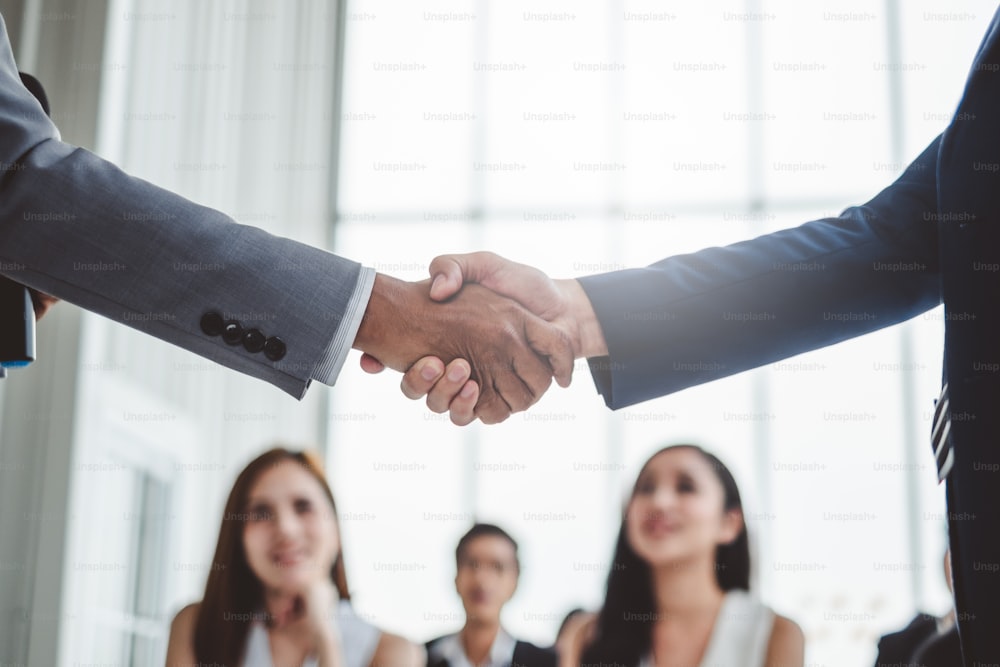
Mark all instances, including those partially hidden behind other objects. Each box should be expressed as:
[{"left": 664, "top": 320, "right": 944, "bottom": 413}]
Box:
[
  {"left": 353, "top": 274, "right": 420, "bottom": 371},
  {"left": 353, "top": 273, "right": 391, "bottom": 352},
  {"left": 315, "top": 623, "right": 340, "bottom": 649},
  {"left": 314, "top": 628, "right": 343, "bottom": 667},
  {"left": 307, "top": 583, "right": 341, "bottom": 658},
  {"left": 557, "top": 279, "right": 608, "bottom": 358}
]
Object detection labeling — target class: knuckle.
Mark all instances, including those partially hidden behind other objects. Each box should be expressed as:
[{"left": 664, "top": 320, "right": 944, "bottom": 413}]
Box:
[{"left": 506, "top": 395, "right": 530, "bottom": 412}]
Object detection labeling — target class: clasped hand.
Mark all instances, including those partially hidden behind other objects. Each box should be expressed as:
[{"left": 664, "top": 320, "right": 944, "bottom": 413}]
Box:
[{"left": 357, "top": 252, "right": 607, "bottom": 425}]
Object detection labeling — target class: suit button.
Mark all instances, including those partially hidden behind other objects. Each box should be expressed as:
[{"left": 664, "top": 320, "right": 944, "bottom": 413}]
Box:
[
  {"left": 243, "top": 328, "right": 266, "bottom": 353},
  {"left": 221, "top": 321, "right": 243, "bottom": 345},
  {"left": 264, "top": 336, "right": 287, "bottom": 361},
  {"left": 200, "top": 312, "right": 224, "bottom": 336}
]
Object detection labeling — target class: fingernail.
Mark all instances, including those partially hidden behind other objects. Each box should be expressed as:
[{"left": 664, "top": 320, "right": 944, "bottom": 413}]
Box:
[
  {"left": 431, "top": 274, "right": 445, "bottom": 294},
  {"left": 448, "top": 364, "right": 466, "bottom": 382},
  {"left": 420, "top": 363, "right": 440, "bottom": 381},
  {"left": 460, "top": 383, "right": 476, "bottom": 398}
]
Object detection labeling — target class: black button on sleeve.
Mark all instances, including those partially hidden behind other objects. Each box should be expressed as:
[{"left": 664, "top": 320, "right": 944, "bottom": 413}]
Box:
[
  {"left": 221, "top": 321, "right": 243, "bottom": 345},
  {"left": 263, "top": 336, "right": 287, "bottom": 361},
  {"left": 242, "top": 328, "right": 266, "bottom": 353},
  {"left": 200, "top": 312, "right": 224, "bottom": 336}
]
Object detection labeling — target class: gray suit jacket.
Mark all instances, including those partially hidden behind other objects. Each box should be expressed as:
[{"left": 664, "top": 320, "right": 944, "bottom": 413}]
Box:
[{"left": 0, "top": 13, "right": 364, "bottom": 398}]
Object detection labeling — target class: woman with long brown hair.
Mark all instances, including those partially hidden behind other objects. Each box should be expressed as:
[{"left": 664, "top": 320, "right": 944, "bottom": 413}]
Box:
[
  {"left": 165, "top": 447, "right": 422, "bottom": 667},
  {"left": 560, "top": 445, "right": 804, "bottom": 667}
]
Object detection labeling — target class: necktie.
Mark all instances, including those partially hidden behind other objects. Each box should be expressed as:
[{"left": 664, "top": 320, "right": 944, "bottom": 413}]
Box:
[{"left": 931, "top": 383, "right": 954, "bottom": 482}]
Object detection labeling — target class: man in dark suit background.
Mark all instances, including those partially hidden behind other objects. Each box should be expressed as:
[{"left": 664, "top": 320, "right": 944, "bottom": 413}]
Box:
[
  {"left": 398, "top": 6, "right": 1000, "bottom": 664},
  {"left": 874, "top": 550, "right": 960, "bottom": 667},
  {"left": 426, "top": 524, "right": 556, "bottom": 667}
]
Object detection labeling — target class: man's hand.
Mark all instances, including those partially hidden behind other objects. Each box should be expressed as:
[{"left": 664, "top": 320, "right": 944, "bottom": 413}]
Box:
[
  {"left": 359, "top": 350, "right": 481, "bottom": 426},
  {"left": 362, "top": 253, "right": 609, "bottom": 423},
  {"left": 428, "top": 251, "right": 571, "bottom": 328},
  {"left": 30, "top": 288, "right": 57, "bottom": 319},
  {"left": 353, "top": 273, "right": 573, "bottom": 424},
  {"left": 427, "top": 251, "right": 607, "bottom": 359}
]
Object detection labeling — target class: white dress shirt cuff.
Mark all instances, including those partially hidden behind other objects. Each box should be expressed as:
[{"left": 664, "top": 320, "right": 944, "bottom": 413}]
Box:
[{"left": 311, "top": 266, "right": 376, "bottom": 385}]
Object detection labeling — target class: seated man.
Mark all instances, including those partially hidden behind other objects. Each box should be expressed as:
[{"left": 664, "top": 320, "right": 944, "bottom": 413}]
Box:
[
  {"left": 426, "top": 524, "right": 556, "bottom": 667},
  {"left": 874, "top": 549, "right": 961, "bottom": 667}
]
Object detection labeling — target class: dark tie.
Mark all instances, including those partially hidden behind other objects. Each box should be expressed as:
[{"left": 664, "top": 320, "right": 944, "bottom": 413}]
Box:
[{"left": 931, "top": 383, "right": 954, "bottom": 482}]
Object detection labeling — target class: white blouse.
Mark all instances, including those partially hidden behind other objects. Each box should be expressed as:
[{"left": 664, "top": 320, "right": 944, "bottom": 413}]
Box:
[
  {"left": 638, "top": 590, "right": 775, "bottom": 667},
  {"left": 241, "top": 599, "right": 381, "bottom": 667}
]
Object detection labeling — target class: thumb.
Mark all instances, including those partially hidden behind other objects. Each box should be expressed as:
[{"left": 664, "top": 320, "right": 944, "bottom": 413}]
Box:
[
  {"left": 428, "top": 257, "right": 465, "bottom": 301},
  {"left": 523, "top": 313, "right": 575, "bottom": 389},
  {"left": 428, "top": 251, "right": 509, "bottom": 301}
]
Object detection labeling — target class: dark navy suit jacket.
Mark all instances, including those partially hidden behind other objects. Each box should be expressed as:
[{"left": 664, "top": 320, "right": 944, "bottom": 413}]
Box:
[
  {"left": 577, "top": 7, "right": 1000, "bottom": 666},
  {"left": 875, "top": 613, "right": 961, "bottom": 667}
]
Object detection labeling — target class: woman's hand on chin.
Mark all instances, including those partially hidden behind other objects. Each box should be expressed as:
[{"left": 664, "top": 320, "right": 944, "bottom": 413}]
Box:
[
  {"left": 297, "top": 579, "right": 339, "bottom": 643},
  {"left": 297, "top": 580, "right": 346, "bottom": 667}
]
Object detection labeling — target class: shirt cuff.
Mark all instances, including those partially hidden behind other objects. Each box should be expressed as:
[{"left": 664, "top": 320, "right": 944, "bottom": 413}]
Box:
[{"left": 311, "top": 266, "right": 376, "bottom": 386}]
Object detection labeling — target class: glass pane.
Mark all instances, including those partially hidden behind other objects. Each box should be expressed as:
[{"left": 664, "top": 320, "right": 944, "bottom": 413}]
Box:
[
  {"left": 759, "top": 0, "right": 892, "bottom": 201},
  {"left": 899, "top": 0, "right": 1000, "bottom": 157},
  {"left": 621, "top": 0, "right": 751, "bottom": 206},
  {"left": 340, "top": 0, "right": 479, "bottom": 213}
]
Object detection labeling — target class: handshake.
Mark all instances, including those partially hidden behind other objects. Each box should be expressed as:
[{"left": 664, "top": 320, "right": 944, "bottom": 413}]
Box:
[{"left": 353, "top": 251, "right": 608, "bottom": 426}]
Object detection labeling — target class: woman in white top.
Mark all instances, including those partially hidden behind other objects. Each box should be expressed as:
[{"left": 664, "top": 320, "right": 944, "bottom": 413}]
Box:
[
  {"left": 561, "top": 445, "right": 804, "bottom": 667},
  {"left": 165, "top": 447, "right": 423, "bottom": 667}
]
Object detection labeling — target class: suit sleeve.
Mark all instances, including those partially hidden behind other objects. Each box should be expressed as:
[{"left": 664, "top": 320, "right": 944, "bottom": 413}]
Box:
[
  {"left": 0, "top": 13, "right": 366, "bottom": 399},
  {"left": 577, "top": 136, "right": 943, "bottom": 409}
]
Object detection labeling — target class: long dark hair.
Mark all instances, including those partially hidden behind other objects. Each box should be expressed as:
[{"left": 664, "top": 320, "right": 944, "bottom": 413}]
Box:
[
  {"left": 193, "top": 447, "right": 350, "bottom": 665},
  {"left": 581, "top": 445, "right": 750, "bottom": 667}
]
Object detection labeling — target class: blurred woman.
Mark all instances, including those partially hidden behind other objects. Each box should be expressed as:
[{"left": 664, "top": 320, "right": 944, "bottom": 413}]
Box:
[
  {"left": 165, "top": 447, "right": 423, "bottom": 667},
  {"left": 561, "top": 445, "right": 804, "bottom": 667}
]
